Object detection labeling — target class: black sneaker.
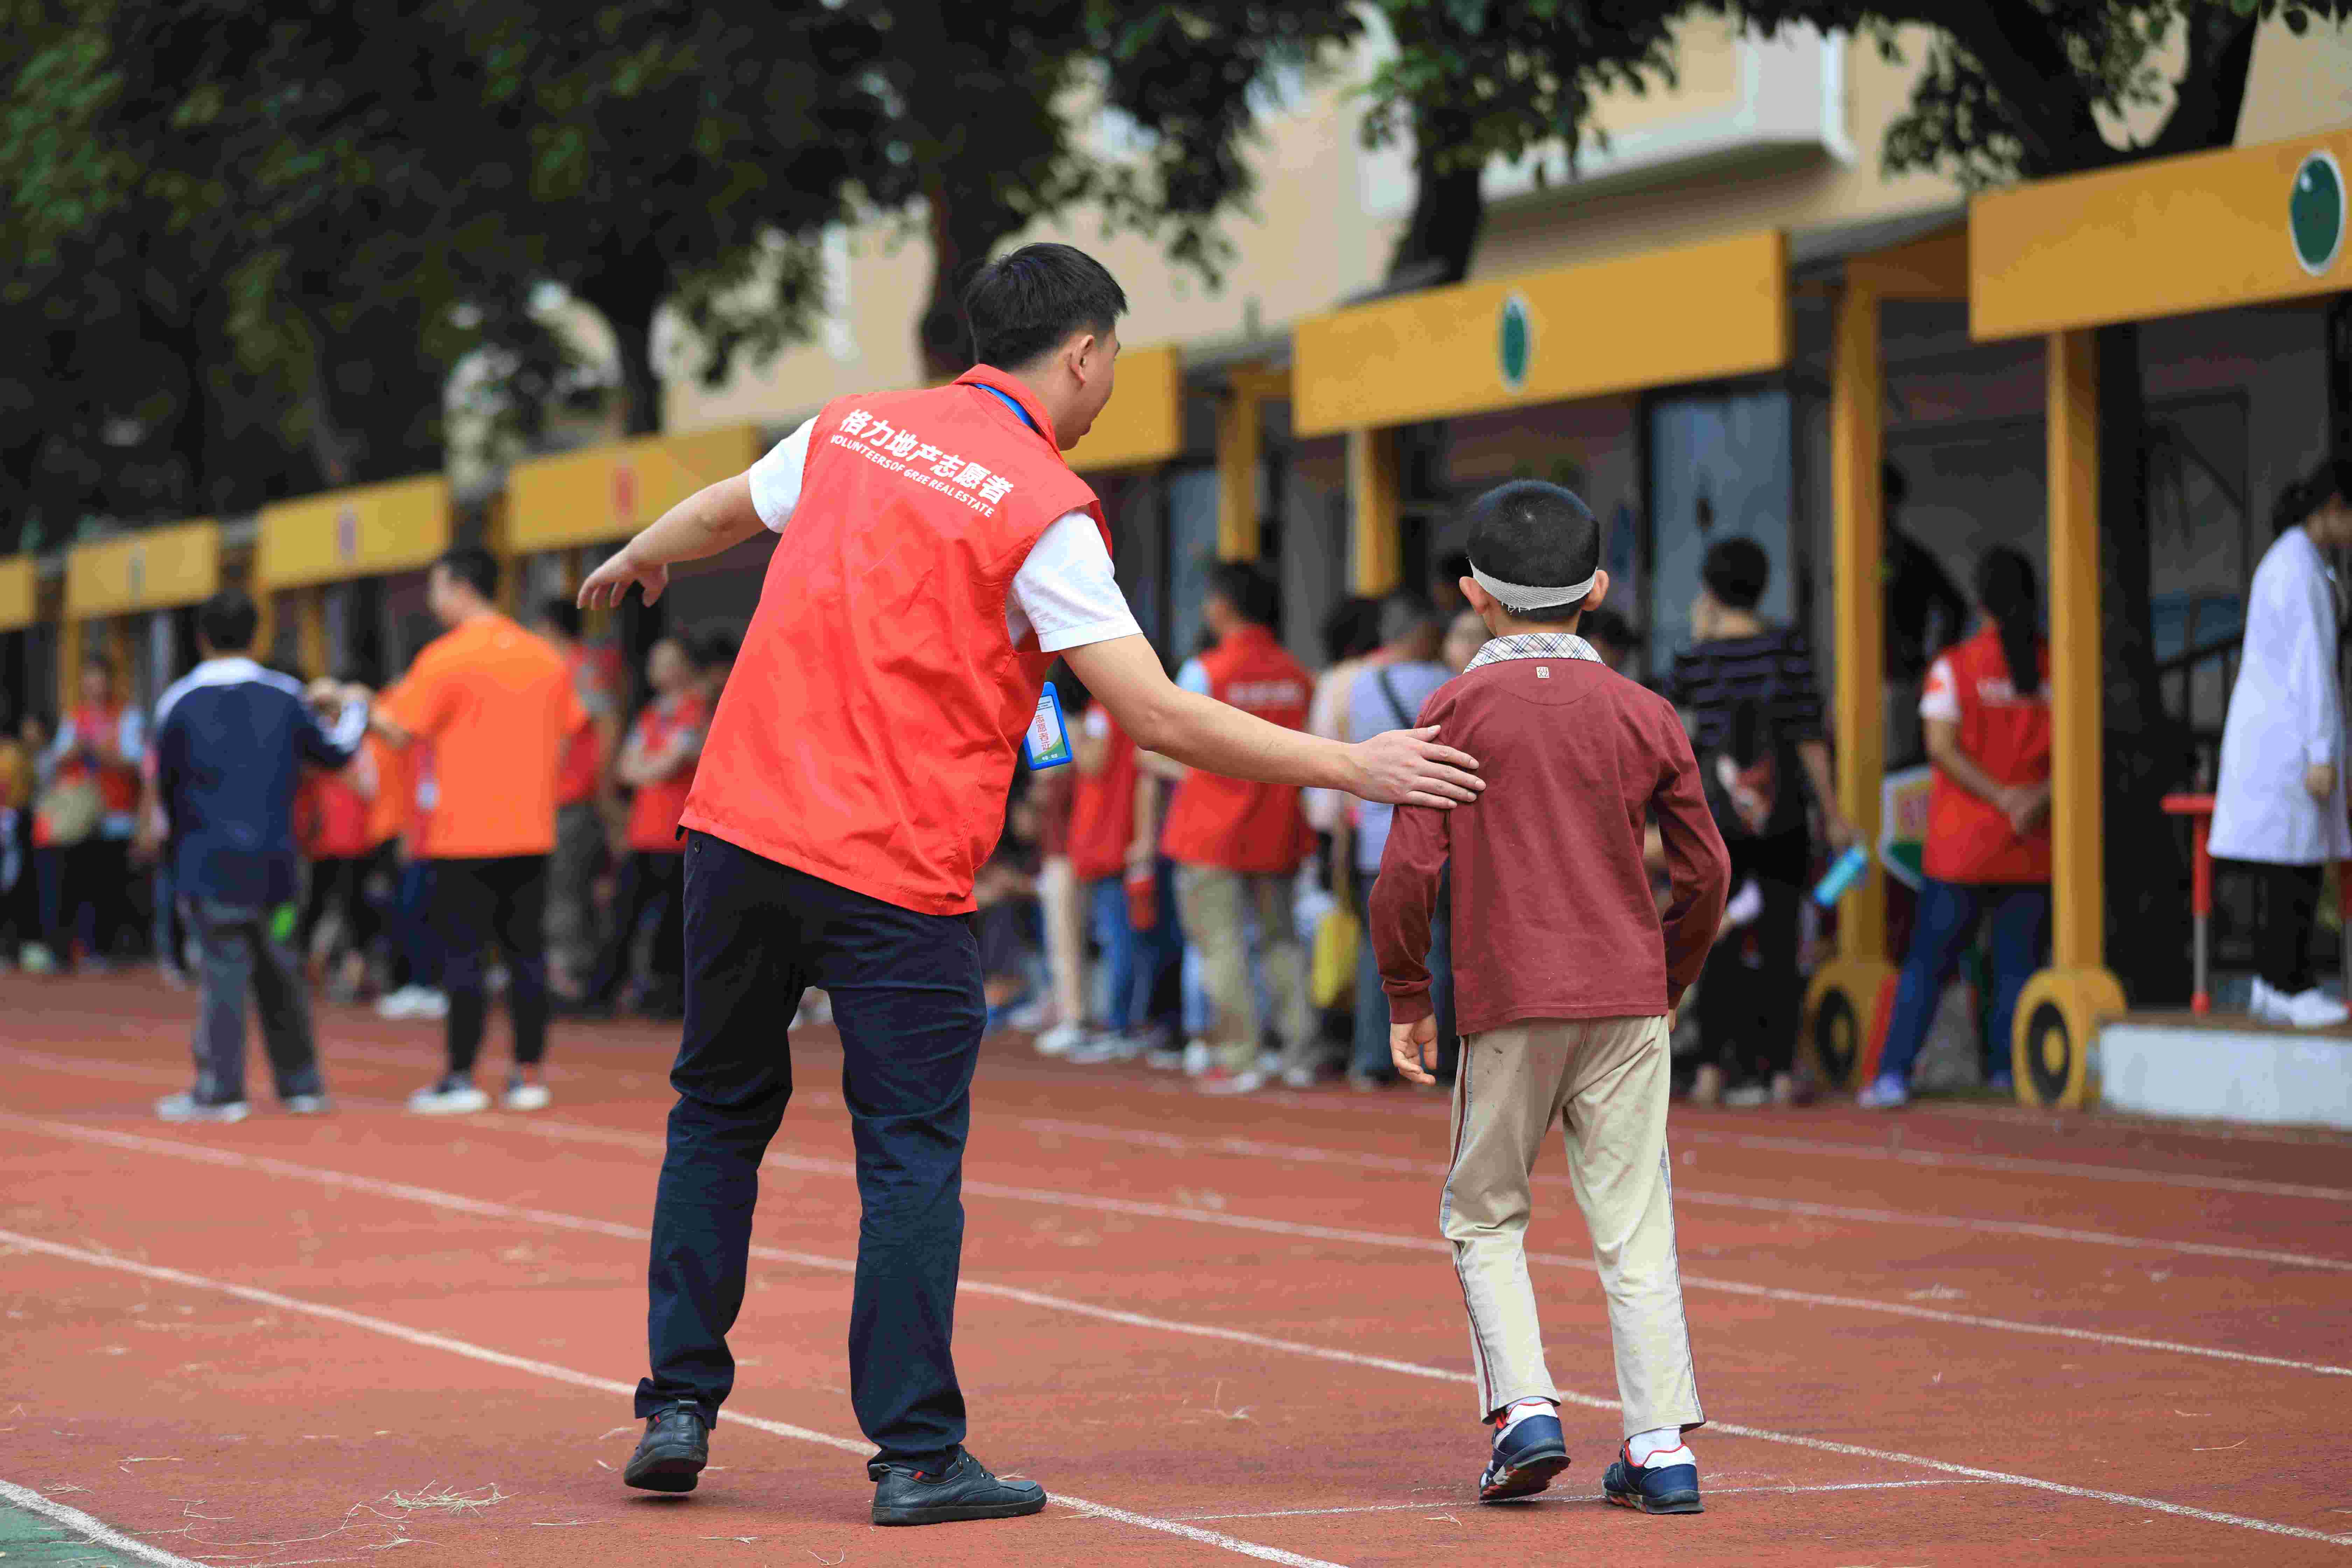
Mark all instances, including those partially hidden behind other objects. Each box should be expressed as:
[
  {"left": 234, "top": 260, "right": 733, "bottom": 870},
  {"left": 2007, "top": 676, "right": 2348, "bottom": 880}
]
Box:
[
  {"left": 1601, "top": 1438, "right": 1703, "bottom": 1515},
  {"left": 869, "top": 1448, "right": 1046, "bottom": 1526},
  {"left": 623, "top": 1402, "right": 709, "bottom": 1493}
]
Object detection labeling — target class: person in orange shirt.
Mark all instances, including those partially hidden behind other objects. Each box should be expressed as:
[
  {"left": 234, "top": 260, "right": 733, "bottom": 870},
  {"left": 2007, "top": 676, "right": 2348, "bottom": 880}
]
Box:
[
  {"left": 1152, "top": 562, "right": 1317, "bottom": 1094},
  {"left": 576, "top": 635, "right": 707, "bottom": 1016},
  {"left": 357, "top": 546, "right": 588, "bottom": 1115}
]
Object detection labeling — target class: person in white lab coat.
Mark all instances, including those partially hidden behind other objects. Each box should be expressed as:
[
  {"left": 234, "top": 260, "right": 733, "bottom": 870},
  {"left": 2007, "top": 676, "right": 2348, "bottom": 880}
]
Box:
[{"left": 2210, "top": 454, "right": 2352, "bottom": 1029}]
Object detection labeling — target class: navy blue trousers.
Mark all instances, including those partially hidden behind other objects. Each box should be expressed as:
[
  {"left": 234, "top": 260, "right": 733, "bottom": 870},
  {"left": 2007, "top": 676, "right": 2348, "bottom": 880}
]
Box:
[{"left": 638, "top": 830, "right": 986, "bottom": 1472}]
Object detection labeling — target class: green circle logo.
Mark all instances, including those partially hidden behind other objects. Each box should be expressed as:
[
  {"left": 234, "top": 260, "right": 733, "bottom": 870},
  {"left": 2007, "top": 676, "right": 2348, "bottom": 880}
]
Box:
[
  {"left": 2290, "top": 149, "right": 2344, "bottom": 276},
  {"left": 1498, "top": 294, "right": 1533, "bottom": 390}
]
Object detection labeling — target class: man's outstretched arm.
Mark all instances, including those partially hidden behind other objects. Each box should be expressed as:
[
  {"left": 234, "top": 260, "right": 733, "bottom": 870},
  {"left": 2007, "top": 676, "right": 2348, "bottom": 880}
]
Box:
[
  {"left": 1063, "top": 635, "right": 1481, "bottom": 810},
  {"left": 577, "top": 475, "right": 765, "bottom": 610}
]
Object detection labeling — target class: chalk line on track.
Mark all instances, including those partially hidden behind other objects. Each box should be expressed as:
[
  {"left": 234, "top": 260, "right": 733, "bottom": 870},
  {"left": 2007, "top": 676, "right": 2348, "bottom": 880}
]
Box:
[
  {"left": 1008, "top": 1115, "right": 2352, "bottom": 1272},
  {"left": 0, "top": 1477, "right": 209, "bottom": 1568},
  {"left": 437, "top": 1110, "right": 2352, "bottom": 1378},
  {"left": 1171, "top": 1478, "right": 1994, "bottom": 1521},
  {"left": 9, "top": 1121, "right": 2348, "bottom": 1548},
  {"left": 0, "top": 1228, "right": 1348, "bottom": 1568}
]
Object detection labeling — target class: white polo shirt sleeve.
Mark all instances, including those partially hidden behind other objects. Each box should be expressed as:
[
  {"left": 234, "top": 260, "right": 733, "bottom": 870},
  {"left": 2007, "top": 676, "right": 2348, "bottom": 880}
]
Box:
[{"left": 746, "top": 418, "right": 1140, "bottom": 654}]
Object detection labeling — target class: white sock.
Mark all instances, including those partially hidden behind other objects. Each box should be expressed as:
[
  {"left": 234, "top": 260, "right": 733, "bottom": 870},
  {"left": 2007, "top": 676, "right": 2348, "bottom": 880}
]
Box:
[
  {"left": 1628, "top": 1426, "right": 1693, "bottom": 1466},
  {"left": 1495, "top": 1397, "right": 1558, "bottom": 1436}
]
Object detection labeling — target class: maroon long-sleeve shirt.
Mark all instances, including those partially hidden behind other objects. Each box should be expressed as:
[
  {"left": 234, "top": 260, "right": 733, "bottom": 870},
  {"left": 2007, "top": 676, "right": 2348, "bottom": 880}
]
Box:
[{"left": 1372, "top": 634, "right": 1731, "bottom": 1035}]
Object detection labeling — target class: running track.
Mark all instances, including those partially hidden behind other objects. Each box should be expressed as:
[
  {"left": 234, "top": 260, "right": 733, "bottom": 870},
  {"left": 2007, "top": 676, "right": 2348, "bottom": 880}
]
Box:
[{"left": 2, "top": 972, "right": 2347, "bottom": 1565}]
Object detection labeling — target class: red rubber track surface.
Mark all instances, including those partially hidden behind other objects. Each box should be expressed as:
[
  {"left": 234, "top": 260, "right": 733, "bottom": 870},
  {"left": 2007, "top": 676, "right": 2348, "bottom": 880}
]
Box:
[{"left": 3, "top": 970, "right": 2348, "bottom": 1566}]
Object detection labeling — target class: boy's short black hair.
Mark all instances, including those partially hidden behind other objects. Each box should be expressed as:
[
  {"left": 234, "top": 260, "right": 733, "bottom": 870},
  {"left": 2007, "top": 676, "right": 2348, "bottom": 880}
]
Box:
[
  {"left": 962, "top": 243, "right": 1128, "bottom": 371},
  {"left": 1206, "top": 560, "right": 1280, "bottom": 630},
  {"left": 1462, "top": 480, "right": 1599, "bottom": 625},
  {"left": 536, "top": 596, "right": 582, "bottom": 638},
  {"left": 434, "top": 545, "right": 500, "bottom": 601},
  {"left": 195, "top": 590, "right": 259, "bottom": 653},
  {"left": 1700, "top": 537, "right": 1771, "bottom": 611}
]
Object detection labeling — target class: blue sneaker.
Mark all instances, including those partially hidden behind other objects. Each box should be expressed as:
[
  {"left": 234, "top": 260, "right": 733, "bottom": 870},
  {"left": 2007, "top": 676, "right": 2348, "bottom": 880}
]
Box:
[
  {"left": 1602, "top": 1439, "right": 1703, "bottom": 1515},
  {"left": 1478, "top": 1408, "right": 1569, "bottom": 1502},
  {"left": 1855, "top": 1073, "right": 1909, "bottom": 1110}
]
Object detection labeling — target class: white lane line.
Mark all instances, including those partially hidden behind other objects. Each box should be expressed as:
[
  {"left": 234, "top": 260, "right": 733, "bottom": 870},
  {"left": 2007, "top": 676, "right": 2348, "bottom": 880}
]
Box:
[
  {"left": 0, "top": 1228, "right": 1348, "bottom": 1568},
  {"left": 445, "top": 1111, "right": 2352, "bottom": 1379},
  {"left": 1172, "top": 1478, "right": 1995, "bottom": 1521},
  {"left": 1009, "top": 1116, "right": 2352, "bottom": 1273},
  {"left": 1672, "top": 1126, "right": 2352, "bottom": 1204},
  {"left": 0, "top": 1477, "right": 210, "bottom": 1568},
  {"left": 12, "top": 1120, "right": 2350, "bottom": 1550}
]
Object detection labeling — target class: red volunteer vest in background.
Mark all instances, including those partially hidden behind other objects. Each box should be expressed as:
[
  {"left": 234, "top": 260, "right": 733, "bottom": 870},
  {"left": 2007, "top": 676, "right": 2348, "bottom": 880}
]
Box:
[
  {"left": 69, "top": 702, "right": 140, "bottom": 815},
  {"left": 1922, "top": 625, "right": 2053, "bottom": 886},
  {"left": 1159, "top": 625, "right": 1314, "bottom": 873},
  {"left": 1066, "top": 708, "right": 1140, "bottom": 882},
  {"left": 553, "top": 646, "right": 609, "bottom": 807},
  {"left": 625, "top": 691, "right": 710, "bottom": 853},
  {"left": 300, "top": 769, "right": 374, "bottom": 860},
  {"left": 683, "top": 366, "right": 1105, "bottom": 915}
]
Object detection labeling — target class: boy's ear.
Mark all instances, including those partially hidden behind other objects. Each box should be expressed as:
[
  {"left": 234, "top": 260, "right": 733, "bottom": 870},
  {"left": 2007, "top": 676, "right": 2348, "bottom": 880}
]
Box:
[
  {"left": 1460, "top": 577, "right": 1492, "bottom": 615},
  {"left": 1584, "top": 568, "right": 1610, "bottom": 613}
]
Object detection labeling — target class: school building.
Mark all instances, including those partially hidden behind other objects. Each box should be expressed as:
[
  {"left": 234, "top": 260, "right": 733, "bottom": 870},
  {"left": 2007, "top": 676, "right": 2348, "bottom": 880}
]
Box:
[{"left": 3, "top": 18, "right": 2349, "bottom": 1124}]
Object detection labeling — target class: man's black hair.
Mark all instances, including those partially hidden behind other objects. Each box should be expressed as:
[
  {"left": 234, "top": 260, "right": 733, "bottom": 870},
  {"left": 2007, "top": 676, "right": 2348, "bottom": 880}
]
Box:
[
  {"left": 1700, "top": 536, "right": 1771, "bottom": 611},
  {"left": 695, "top": 626, "right": 741, "bottom": 669},
  {"left": 82, "top": 651, "right": 114, "bottom": 676},
  {"left": 1320, "top": 596, "right": 1381, "bottom": 664},
  {"left": 1462, "top": 479, "right": 1599, "bottom": 625},
  {"left": 1580, "top": 605, "right": 1638, "bottom": 656},
  {"left": 195, "top": 590, "right": 259, "bottom": 653},
  {"left": 536, "top": 596, "right": 582, "bottom": 638},
  {"left": 1206, "top": 560, "right": 1280, "bottom": 630},
  {"left": 1378, "top": 593, "right": 1442, "bottom": 648},
  {"left": 434, "top": 545, "right": 500, "bottom": 601},
  {"left": 1882, "top": 461, "right": 1909, "bottom": 511},
  {"left": 962, "top": 243, "right": 1128, "bottom": 371}
]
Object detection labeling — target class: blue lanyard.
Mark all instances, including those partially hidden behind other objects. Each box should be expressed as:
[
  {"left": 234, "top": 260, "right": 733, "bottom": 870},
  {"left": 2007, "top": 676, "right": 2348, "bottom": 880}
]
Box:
[{"left": 973, "top": 382, "right": 1042, "bottom": 436}]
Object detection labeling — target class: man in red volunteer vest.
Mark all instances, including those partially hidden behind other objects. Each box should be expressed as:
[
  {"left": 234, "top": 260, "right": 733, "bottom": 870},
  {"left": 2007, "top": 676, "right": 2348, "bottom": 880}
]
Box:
[
  {"left": 576, "top": 243, "right": 1483, "bottom": 1523},
  {"left": 1154, "top": 563, "right": 1318, "bottom": 1092}
]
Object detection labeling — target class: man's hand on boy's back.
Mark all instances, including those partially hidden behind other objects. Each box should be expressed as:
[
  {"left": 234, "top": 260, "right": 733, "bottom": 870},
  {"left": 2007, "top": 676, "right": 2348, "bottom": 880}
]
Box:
[
  {"left": 1348, "top": 726, "right": 1482, "bottom": 809},
  {"left": 1391, "top": 1015, "right": 1440, "bottom": 1085}
]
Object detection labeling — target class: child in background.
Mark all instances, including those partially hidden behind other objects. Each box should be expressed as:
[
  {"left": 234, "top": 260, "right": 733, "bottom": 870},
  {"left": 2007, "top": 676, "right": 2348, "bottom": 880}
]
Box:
[{"left": 1372, "top": 480, "right": 1730, "bottom": 1514}]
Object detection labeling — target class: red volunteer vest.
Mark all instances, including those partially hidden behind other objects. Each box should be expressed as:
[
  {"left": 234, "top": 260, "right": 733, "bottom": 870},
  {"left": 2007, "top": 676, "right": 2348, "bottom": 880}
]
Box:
[
  {"left": 1066, "top": 709, "right": 1140, "bottom": 882},
  {"left": 682, "top": 366, "right": 1105, "bottom": 915},
  {"left": 69, "top": 702, "right": 140, "bottom": 815},
  {"left": 1159, "top": 625, "right": 1314, "bottom": 873},
  {"left": 302, "top": 769, "right": 374, "bottom": 859},
  {"left": 1922, "top": 625, "right": 2053, "bottom": 886},
  {"left": 625, "top": 691, "right": 710, "bottom": 853}
]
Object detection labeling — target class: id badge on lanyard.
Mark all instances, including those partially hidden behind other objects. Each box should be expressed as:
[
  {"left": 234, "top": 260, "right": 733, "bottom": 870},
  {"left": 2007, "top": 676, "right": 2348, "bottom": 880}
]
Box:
[{"left": 1023, "top": 681, "right": 1072, "bottom": 770}]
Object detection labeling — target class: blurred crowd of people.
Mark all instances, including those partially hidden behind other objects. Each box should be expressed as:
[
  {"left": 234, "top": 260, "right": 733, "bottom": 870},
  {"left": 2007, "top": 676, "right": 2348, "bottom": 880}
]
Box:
[
  {"left": 4, "top": 467, "right": 2194, "bottom": 1111},
  {"left": 0, "top": 593, "right": 743, "bottom": 1044}
]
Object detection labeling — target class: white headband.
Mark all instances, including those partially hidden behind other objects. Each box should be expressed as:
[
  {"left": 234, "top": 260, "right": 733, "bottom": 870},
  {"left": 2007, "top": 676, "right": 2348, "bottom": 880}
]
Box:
[{"left": 1468, "top": 560, "right": 1597, "bottom": 612}]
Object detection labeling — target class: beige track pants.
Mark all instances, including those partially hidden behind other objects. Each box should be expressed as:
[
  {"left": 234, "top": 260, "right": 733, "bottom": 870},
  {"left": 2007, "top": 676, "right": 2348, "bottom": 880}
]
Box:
[
  {"left": 1440, "top": 1014, "right": 1704, "bottom": 1438},
  {"left": 1172, "top": 864, "right": 1313, "bottom": 1074}
]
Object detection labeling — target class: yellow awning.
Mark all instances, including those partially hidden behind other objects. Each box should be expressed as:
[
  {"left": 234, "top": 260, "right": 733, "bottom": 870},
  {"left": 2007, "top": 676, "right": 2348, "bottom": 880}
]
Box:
[
  {"left": 1293, "top": 230, "right": 1789, "bottom": 436},
  {"left": 0, "top": 557, "right": 35, "bottom": 631},
  {"left": 506, "top": 425, "right": 763, "bottom": 554},
  {"left": 1064, "top": 345, "right": 1184, "bottom": 473},
  {"left": 66, "top": 520, "right": 220, "bottom": 618},
  {"left": 1971, "top": 129, "right": 2352, "bottom": 340},
  {"left": 257, "top": 474, "right": 451, "bottom": 589}
]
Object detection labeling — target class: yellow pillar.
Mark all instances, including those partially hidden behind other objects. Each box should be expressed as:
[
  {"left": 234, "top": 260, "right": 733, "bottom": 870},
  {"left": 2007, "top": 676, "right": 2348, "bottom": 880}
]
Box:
[
  {"left": 1805, "top": 279, "right": 1901, "bottom": 1088},
  {"left": 1216, "top": 377, "right": 1263, "bottom": 564},
  {"left": 57, "top": 615, "right": 83, "bottom": 717},
  {"left": 2013, "top": 328, "right": 2126, "bottom": 1108},
  {"left": 252, "top": 590, "right": 277, "bottom": 665},
  {"left": 296, "top": 586, "right": 329, "bottom": 678},
  {"left": 1348, "top": 428, "right": 1401, "bottom": 596}
]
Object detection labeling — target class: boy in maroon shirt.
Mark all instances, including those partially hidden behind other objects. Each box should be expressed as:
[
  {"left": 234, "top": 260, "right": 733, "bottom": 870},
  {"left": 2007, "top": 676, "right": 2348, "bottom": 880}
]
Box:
[{"left": 1372, "top": 480, "right": 1730, "bottom": 1513}]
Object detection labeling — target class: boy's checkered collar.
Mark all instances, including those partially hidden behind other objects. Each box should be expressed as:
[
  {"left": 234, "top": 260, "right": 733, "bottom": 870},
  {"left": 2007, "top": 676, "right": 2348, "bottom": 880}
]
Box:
[{"left": 1465, "top": 632, "right": 1604, "bottom": 671}]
